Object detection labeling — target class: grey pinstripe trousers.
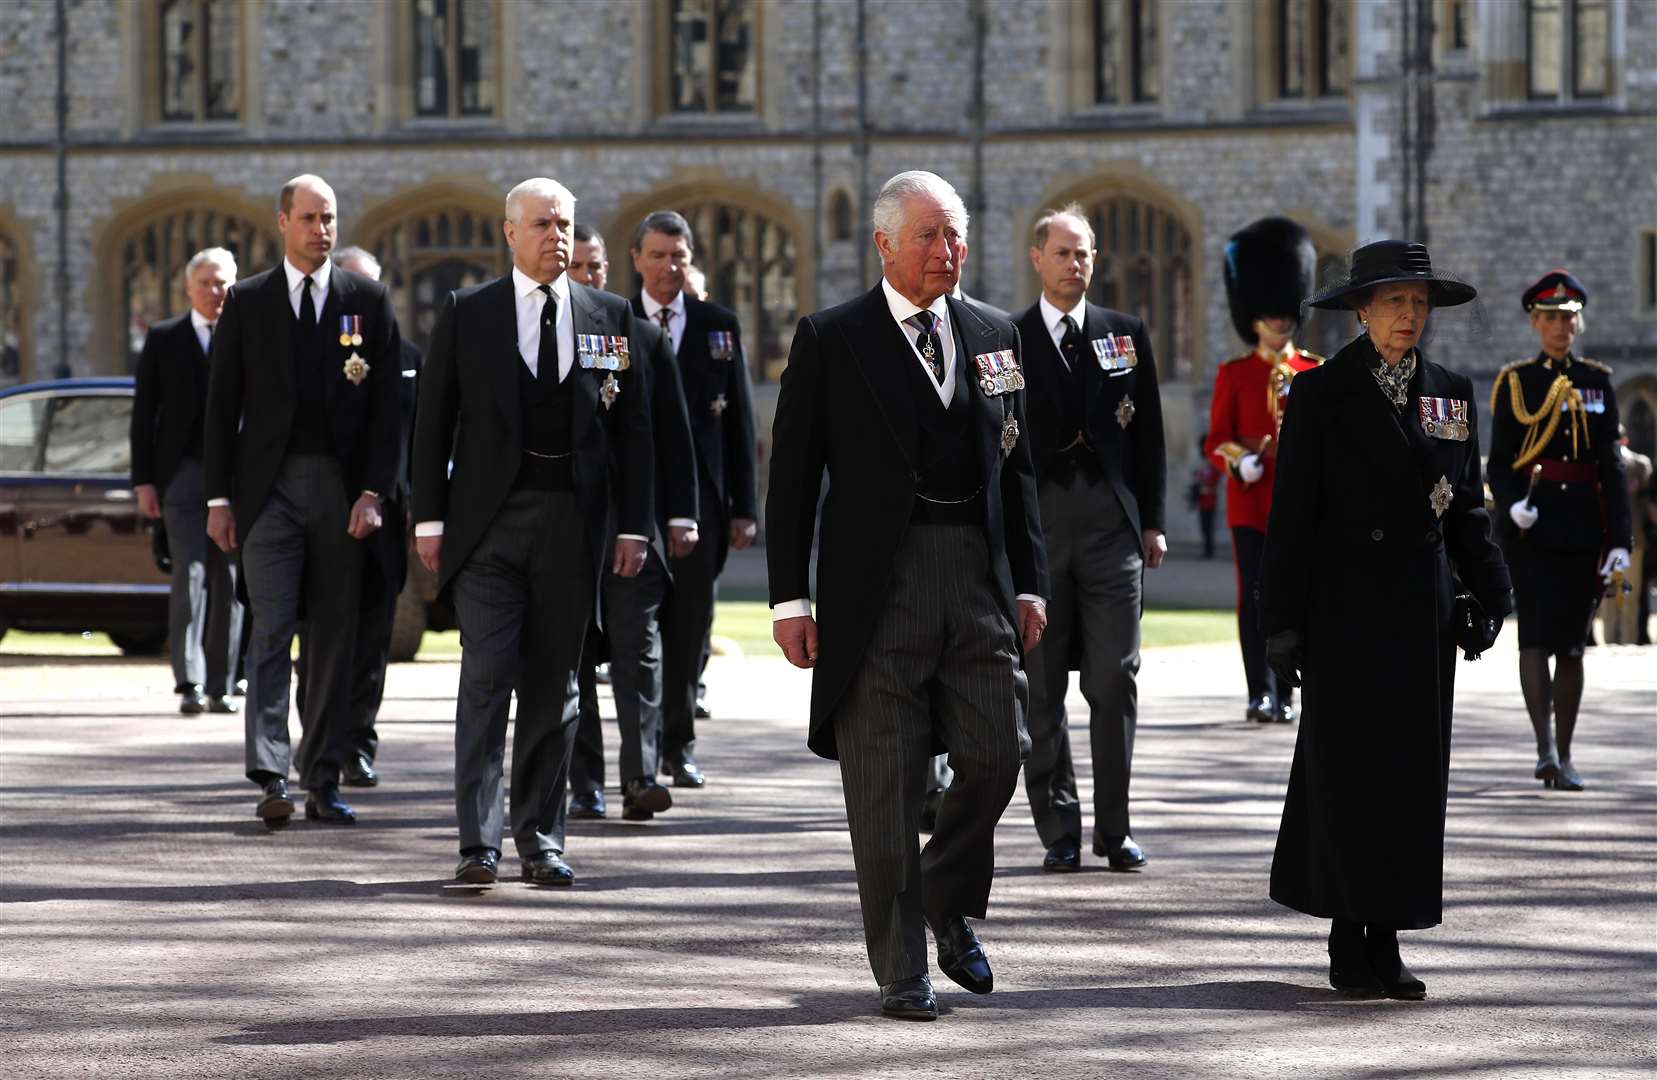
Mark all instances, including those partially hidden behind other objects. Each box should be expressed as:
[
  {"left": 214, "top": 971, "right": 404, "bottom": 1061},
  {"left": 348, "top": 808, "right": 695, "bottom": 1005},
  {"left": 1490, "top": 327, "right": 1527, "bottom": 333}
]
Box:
[
  {"left": 833, "top": 524, "right": 1030, "bottom": 985},
  {"left": 451, "top": 490, "right": 592, "bottom": 859}
]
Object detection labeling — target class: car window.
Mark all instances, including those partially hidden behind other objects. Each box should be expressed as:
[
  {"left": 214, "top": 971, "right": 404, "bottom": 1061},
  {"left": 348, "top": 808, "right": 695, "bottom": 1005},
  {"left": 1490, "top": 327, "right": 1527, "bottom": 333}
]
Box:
[
  {"left": 43, "top": 395, "right": 132, "bottom": 476},
  {"left": 0, "top": 395, "right": 45, "bottom": 472}
]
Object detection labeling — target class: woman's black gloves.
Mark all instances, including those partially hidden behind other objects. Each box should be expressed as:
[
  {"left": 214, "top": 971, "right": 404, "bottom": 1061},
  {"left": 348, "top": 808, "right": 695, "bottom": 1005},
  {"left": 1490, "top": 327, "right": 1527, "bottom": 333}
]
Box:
[{"left": 1265, "top": 630, "right": 1303, "bottom": 689}]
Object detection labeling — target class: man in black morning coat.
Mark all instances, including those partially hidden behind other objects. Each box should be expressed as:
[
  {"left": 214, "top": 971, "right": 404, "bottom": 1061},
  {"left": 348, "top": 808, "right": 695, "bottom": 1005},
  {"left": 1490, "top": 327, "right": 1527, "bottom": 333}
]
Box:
[
  {"left": 204, "top": 175, "right": 401, "bottom": 829},
  {"left": 411, "top": 177, "right": 654, "bottom": 887},
  {"left": 767, "top": 170, "right": 1048, "bottom": 1021}
]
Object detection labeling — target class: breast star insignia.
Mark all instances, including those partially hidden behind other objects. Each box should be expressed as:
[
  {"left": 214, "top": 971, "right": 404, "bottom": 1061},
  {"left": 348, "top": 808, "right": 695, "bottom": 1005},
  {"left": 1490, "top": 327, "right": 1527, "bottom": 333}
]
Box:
[
  {"left": 1115, "top": 393, "right": 1135, "bottom": 429},
  {"left": 600, "top": 373, "right": 620, "bottom": 410},
  {"left": 342, "top": 353, "right": 369, "bottom": 386},
  {"left": 1430, "top": 475, "right": 1453, "bottom": 518}
]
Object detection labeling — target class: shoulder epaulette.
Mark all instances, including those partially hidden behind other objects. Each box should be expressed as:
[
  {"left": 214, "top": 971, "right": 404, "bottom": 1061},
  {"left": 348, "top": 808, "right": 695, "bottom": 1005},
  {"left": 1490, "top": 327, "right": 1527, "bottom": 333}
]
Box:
[
  {"left": 1496, "top": 356, "right": 1538, "bottom": 379},
  {"left": 1576, "top": 357, "right": 1612, "bottom": 374},
  {"left": 1490, "top": 357, "right": 1537, "bottom": 413}
]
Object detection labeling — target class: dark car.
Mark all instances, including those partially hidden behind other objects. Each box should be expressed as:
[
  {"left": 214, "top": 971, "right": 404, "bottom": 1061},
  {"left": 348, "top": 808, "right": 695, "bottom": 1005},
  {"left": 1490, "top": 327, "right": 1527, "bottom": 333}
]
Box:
[
  {"left": 0, "top": 377, "right": 170, "bottom": 653},
  {"left": 0, "top": 376, "right": 452, "bottom": 659}
]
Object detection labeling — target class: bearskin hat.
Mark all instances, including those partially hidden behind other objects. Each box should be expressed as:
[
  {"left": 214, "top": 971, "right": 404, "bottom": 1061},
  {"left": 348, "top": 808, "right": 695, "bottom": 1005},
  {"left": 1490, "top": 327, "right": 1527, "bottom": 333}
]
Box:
[{"left": 1223, "top": 217, "right": 1317, "bottom": 345}]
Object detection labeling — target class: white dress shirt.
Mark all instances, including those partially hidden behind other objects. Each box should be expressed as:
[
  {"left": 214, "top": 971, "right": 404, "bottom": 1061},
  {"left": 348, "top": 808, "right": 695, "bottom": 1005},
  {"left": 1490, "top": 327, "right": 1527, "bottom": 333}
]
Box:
[
  {"left": 189, "top": 307, "right": 215, "bottom": 356},
  {"left": 772, "top": 280, "right": 1044, "bottom": 621},
  {"left": 640, "top": 289, "right": 688, "bottom": 355},
  {"left": 882, "top": 277, "right": 956, "bottom": 407},
  {"left": 283, "top": 256, "right": 332, "bottom": 322},
  {"left": 1038, "top": 293, "right": 1088, "bottom": 365}
]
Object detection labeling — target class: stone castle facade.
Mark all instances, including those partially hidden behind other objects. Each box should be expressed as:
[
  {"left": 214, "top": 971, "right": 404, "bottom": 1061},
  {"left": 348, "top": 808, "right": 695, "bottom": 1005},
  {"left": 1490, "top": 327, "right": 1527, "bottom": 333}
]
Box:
[{"left": 2, "top": 0, "right": 1653, "bottom": 539}]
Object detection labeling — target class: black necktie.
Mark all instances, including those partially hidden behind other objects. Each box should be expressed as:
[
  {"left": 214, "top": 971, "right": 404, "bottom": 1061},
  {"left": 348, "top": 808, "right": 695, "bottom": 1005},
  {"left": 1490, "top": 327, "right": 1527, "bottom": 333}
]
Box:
[
  {"left": 1059, "top": 315, "right": 1083, "bottom": 371},
  {"left": 537, "top": 284, "right": 559, "bottom": 381},
  {"left": 204, "top": 321, "right": 215, "bottom": 357},
  {"left": 299, "top": 276, "right": 316, "bottom": 331},
  {"left": 907, "top": 310, "right": 945, "bottom": 386}
]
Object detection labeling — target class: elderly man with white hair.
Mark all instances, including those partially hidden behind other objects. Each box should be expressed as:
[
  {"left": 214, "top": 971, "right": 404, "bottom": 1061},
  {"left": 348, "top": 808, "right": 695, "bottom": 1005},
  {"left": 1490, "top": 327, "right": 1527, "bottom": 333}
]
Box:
[
  {"left": 411, "top": 177, "right": 655, "bottom": 887},
  {"left": 767, "top": 170, "right": 1048, "bottom": 1020},
  {"left": 131, "top": 246, "right": 245, "bottom": 715}
]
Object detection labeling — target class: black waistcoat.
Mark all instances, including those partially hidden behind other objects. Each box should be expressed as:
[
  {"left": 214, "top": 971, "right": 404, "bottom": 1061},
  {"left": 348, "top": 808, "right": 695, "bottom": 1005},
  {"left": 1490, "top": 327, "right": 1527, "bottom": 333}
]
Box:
[
  {"left": 902, "top": 343, "right": 980, "bottom": 502},
  {"left": 518, "top": 353, "right": 575, "bottom": 456},
  {"left": 288, "top": 310, "right": 334, "bottom": 457}
]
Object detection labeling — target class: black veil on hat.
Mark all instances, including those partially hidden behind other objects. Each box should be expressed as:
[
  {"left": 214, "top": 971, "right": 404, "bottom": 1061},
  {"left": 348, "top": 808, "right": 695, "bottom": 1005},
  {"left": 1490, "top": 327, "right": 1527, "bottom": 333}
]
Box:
[
  {"left": 1223, "top": 217, "right": 1317, "bottom": 345},
  {"left": 1303, "top": 240, "right": 1488, "bottom": 350}
]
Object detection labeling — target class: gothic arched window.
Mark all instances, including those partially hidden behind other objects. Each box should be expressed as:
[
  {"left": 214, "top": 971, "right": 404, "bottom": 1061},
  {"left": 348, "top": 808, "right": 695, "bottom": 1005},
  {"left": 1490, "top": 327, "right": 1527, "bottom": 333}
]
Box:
[
  {"left": 118, "top": 207, "right": 278, "bottom": 366},
  {"left": 1081, "top": 195, "right": 1195, "bottom": 380},
  {"left": 365, "top": 204, "right": 510, "bottom": 349}
]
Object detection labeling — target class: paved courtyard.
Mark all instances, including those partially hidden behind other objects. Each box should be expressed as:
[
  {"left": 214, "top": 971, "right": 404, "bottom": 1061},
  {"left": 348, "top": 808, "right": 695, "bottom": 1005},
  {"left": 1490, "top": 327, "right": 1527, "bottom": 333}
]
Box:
[{"left": 1, "top": 635, "right": 1652, "bottom": 1079}]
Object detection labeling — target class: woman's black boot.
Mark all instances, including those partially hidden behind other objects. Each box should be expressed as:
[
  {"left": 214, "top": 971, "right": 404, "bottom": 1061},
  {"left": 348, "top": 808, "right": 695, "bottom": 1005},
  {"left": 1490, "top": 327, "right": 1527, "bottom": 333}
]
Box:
[
  {"left": 1365, "top": 926, "right": 1427, "bottom": 1000},
  {"left": 1328, "top": 919, "right": 1383, "bottom": 997}
]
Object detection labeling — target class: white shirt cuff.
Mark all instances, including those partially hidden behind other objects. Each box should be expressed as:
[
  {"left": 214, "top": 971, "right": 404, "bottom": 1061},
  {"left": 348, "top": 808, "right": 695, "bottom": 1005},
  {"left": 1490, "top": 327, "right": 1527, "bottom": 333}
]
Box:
[
  {"left": 414, "top": 521, "right": 444, "bottom": 537},
  {"left": 207, "top": 498, "right": 230, "bottom": 508},
  {"left": 615, "top": 533, "right": 649, "bottom": 543},
  {"left": 1016, "top": 593, "right": 1046, "bottom": 610},
  {"left": 772, "top": 598, "right": 812, "bottom": 621},
  {"left": 667, "top": 518, "right": 699, "bottom": 530}
]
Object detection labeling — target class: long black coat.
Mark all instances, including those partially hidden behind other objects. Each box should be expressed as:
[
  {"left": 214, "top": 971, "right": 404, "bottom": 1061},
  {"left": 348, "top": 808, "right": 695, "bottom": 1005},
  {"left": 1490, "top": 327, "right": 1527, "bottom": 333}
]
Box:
[
  {"left": 130, "top": 313, "right": 209, "bottom": 495},
  {"left": 410, "top": 275, "right": 653, "bottom": 609},
  {"left": 1260, "top": 336, "right": 1511, "bottom": 928},
  {"left": 766, "top": 286, "right": 1048, "bottom": 760}
]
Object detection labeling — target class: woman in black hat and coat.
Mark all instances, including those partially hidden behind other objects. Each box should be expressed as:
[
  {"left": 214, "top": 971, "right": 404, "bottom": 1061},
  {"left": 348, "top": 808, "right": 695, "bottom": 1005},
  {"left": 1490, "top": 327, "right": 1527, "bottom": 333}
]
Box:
[{"left": 1259, "top": 240, "right": 1513, "bottom": 999}]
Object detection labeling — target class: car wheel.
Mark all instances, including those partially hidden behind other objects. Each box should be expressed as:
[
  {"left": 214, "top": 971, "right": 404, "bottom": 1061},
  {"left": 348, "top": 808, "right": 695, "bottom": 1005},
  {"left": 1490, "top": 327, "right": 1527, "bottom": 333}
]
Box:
[
  {"left": 387, "top": 578, "right": 427, "bottom": 663},
  {"left": 108, "top": 629, "right": 167, "bottom": 656}
]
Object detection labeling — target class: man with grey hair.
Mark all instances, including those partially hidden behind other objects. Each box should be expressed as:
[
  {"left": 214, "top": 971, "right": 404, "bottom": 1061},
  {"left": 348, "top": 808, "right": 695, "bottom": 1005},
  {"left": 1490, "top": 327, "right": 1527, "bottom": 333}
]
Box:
[
  {"left": 131, "top": 246, "right": 245, "bottom": 714},
  {"left": 205, "top": 174, "right": 403, "bottom": 828},
  {"left": 630, "top": 209, "right": 758, "bottom": 788},
  {"left": 412, "top": 177, "right": 656, "bottom": 886},
  {"left": 767, "top": 170, "right": 1048, "bottom": 1020},
  {"left": 289, "top": 245, "right": 421, "bottom": 788},
  {"left": 1015, "top": 201, "right": 1166, "bottom": 874}
]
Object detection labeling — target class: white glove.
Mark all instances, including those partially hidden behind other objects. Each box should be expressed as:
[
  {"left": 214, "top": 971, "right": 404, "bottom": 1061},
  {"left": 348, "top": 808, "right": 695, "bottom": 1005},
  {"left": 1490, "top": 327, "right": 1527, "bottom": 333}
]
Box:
[
  {"left": 1599, "top": 547, "right": 1631, "bottom": 579},
  {"left": 1238, "top": 454, "right": 1265, "bottom": 485},
  {"left": 1509, "top": 501, "right": 1539, "bottom": 530}
]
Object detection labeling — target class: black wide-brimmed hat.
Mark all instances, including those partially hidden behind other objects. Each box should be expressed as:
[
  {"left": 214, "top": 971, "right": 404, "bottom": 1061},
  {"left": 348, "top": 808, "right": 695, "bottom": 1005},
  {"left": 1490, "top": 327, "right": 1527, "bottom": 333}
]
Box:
[{"left": 1306, "top": 240, "right": 1478, "bottom": 310}]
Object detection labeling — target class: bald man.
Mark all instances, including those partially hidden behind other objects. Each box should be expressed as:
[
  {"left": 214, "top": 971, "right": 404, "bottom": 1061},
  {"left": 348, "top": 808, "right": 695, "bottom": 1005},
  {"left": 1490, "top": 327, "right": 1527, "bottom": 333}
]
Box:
[{"left": 204, "top": 174, "right": 403, "bottom": 829}]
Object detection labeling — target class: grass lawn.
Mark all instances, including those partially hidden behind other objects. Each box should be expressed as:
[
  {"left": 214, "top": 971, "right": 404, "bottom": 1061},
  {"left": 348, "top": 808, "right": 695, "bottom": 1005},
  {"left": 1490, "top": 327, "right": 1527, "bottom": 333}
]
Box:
[{"left": 3, "top": 605, "right": 1235, "bottom": 660}]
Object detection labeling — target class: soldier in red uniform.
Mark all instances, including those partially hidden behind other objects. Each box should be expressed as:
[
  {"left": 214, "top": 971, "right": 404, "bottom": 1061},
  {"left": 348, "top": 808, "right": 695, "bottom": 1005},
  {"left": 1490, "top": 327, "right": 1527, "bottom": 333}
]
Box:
[{"left": 1204, "top": 218, "right": 1321, "bottom": 723}]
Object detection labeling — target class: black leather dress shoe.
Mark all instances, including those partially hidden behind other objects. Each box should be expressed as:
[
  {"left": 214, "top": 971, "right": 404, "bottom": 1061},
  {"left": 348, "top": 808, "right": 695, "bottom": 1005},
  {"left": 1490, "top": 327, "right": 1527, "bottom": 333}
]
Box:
[
  {"left": 569, "top": 789, "right": 607, "bottom": 819},
  {"left": 304, "top": 783, "right": 357, "bottom": 825},
  {"left": 1328, "top": 920, "right": 1384, "bottom": 998},
  {"left": 694, "top": 698, "right": 711, "bottom": 719},
  {"left": 341, "top": 753, "right": 379, "bottom": 788},
  {"left": 621, "top": 778, "right": 672, "bottom": 820},
  {"left": 919, "top": 788, "right": 945, "bottom": 833},
  {"left": 1365, "top": 928, "right": 1426, "bottom": 1000},
  {"left": 454, "top": 850, "right": 499, "bottom": 885},
  {"left": 255, "top": 778, "right": 293, "bottom": 826},
  {"left": 879, "top": 974, "right": 937, "bottom": 1021},
  {"left": 928, "top": 915, "right": 994, "bottom": 994},
  {"left": 1246, "top": 696, "right": 1274, "bottom": 723},
  {"left": 663, "top": 756, "right": 706, "bottom": 788},
  {"left": 1042, "top": 837, "right": 1081, "bottom": 872},
  {"left": 179, "top": 686, "right": 207, "bottom": 715},
  {"left": 1274, "top": 699, "right": 1296, "bottom": 723},
  {"left": 1093, "top": 833, "right": 1147, "bottom": 870},
  {"left": 233, "top": 678, "right": 248, "bottom": 697},
  {"left": 521, "top": 850, "right": 574, "bottom": 886},
  {"left": 206, "top": 695, "right": 238, "bottom": 714}
]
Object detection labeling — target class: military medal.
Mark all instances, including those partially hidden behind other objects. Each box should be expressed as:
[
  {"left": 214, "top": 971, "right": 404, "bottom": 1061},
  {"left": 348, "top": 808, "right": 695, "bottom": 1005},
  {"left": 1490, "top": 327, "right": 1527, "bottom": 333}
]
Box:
[
  {"left": 973, "top": 350, "right": 1023, "bottom": 396},
  {"left": 1116, "top": 393, "right": 1135, "bottom": 429},
  {"left": 707, "top": 331, "right": 735, "bottom": 360},
  {"left": 1000, "top": 415, "right": 1019, "bottom": 458},
  {"left": 1429, "top": 475, "right": 1453, "bottom": 518},
  {"left": 600, "top": 373, "right": 621, "bottom": 410},
  {"left": 710, "top": 393, "right": 728, "bottom": 417},
  {"left": 1579, "top": 388, "right": 1605, "bottom": 414},
  {"left": 1092, "top": 334, "right": 1138, "bottom": 373},
  {"left": 577, "top": 335, "right": 632, "bottom": 372},
  {"left": 339, "top": 314, "right": 363, "bottom": 348},
  {"left": 342, "top": 352, "right": 369, "bottom": 386},
  {"left": 1417, "top": 396, "right": 1469, "bottom": 441}
]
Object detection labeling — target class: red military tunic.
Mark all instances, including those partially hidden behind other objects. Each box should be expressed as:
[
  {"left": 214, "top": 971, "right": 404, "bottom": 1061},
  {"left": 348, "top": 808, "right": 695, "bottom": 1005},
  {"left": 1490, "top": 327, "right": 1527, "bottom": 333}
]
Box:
[{"left": 1204, "top": 343, "right": 1322, "bottom": 531}]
